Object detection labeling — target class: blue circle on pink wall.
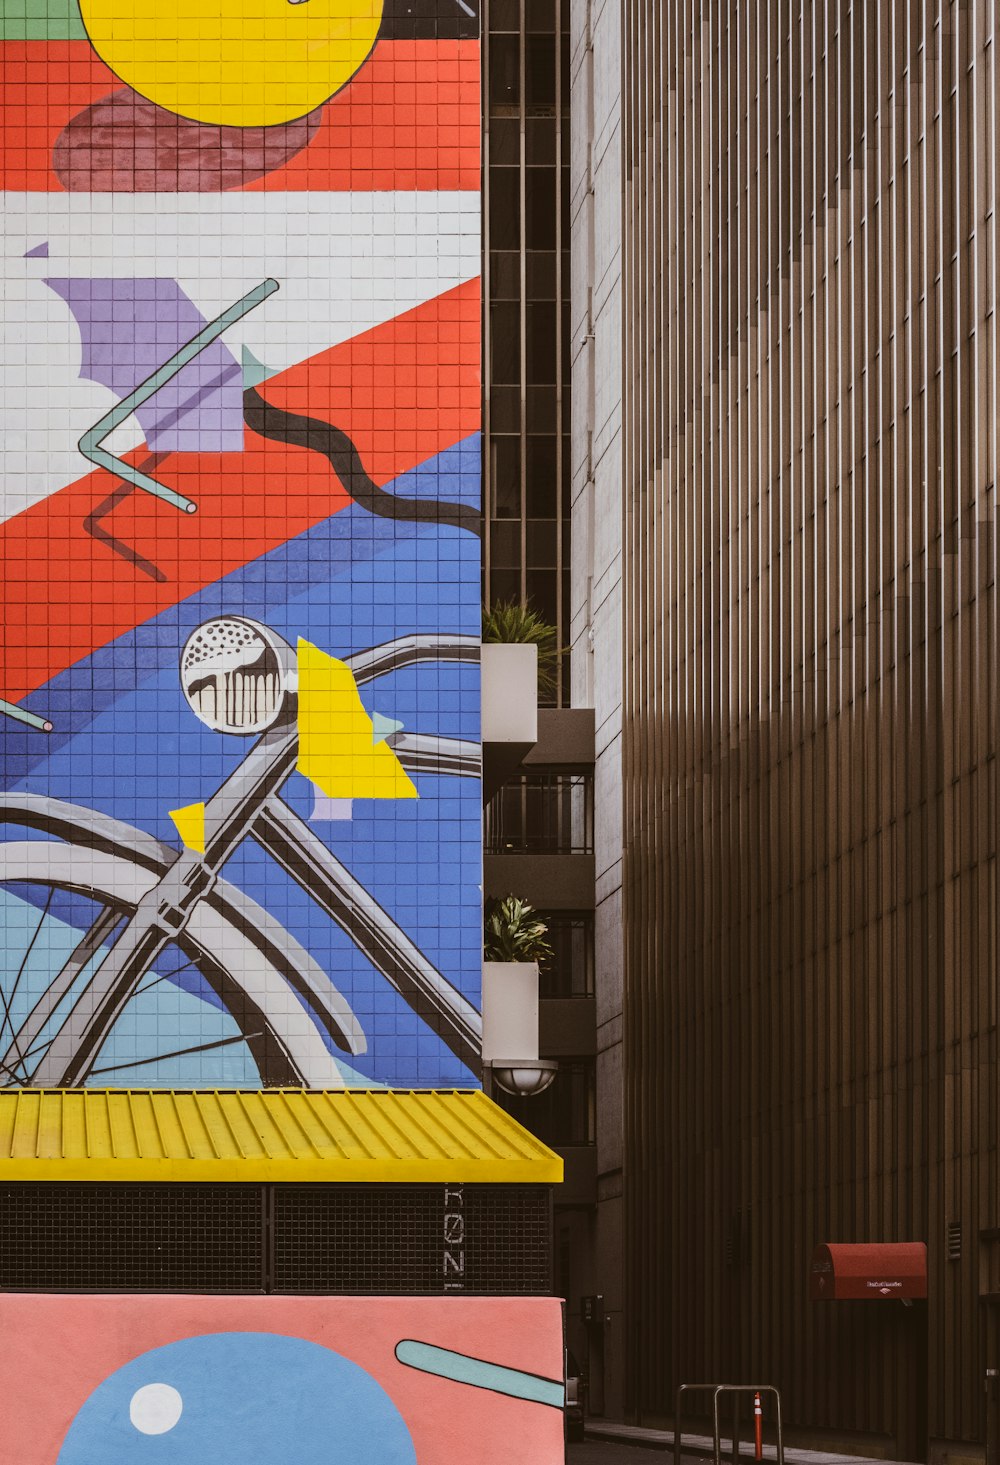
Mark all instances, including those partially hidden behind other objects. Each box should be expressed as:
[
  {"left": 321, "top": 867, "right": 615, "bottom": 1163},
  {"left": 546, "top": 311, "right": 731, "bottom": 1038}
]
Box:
[{"left": 57, "top": 1332, "right": 416, "bottom": 1465}]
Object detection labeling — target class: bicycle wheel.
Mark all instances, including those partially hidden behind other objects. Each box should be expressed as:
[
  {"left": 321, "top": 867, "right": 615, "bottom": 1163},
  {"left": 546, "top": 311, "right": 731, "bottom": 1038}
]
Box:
[{"left": 0, "top": 836, "right": 351, "bottom": 1089}]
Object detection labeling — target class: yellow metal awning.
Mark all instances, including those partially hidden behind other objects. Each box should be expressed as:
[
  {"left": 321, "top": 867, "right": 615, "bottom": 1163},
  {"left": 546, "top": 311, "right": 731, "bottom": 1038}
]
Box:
[{"left": 0, "top": 1089, "right": 563, "bottom": 1184}]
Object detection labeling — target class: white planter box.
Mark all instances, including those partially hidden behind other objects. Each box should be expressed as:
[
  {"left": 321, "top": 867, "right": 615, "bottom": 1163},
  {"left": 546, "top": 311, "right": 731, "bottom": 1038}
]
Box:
[
  {"left": 481, "top": 643, "right": 538, "bottom": 746},
  {"left": 481, "top": 960, "right": 539, "bottom": 1063}
]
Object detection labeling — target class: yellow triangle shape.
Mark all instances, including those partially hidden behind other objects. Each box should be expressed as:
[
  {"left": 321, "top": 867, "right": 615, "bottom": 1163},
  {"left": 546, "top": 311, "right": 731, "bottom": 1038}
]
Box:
[
  {"left": 169, "top": 801, "right": 206, "bottom": 854},
  {"left": 296, "top": 639, "right": 418, "bottom": 801}
]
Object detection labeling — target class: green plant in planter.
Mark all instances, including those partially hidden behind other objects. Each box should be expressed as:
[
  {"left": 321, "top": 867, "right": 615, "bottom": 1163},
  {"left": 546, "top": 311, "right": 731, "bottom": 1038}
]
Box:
[
  {"left": 484, "top": 894, "right": 554, "bottom": 966},
  {"left": 481, "top": 598, "right": 559, "bottom": 695}
]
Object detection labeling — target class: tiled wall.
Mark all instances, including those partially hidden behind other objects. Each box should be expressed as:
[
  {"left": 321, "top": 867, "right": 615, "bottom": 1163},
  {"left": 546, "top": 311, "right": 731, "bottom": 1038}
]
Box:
[
  {"left": 0, "top": 0, "right": 484, "bottom": 1089},
  {"left": 1, "top": 1292, "right": 566, "bottom": 1465}
]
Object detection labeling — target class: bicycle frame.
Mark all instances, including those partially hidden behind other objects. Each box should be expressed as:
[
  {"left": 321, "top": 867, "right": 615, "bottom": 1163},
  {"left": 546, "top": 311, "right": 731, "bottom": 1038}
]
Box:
[{"left": 13, "top": 631, "right": 483, "bottom": 1088}]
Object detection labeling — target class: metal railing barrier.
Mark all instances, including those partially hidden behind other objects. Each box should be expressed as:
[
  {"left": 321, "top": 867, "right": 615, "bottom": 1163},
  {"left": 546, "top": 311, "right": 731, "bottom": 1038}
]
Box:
[{"left": 674, "top": 1385, "right": 784, "bottom": 1465}]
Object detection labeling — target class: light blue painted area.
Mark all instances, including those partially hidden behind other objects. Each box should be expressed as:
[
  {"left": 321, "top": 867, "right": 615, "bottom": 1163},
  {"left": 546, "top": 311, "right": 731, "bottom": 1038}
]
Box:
[
  {"left": 0, "top": 885, "right": 100, "bottom": 1038},
  {"left": 57, "top": 1333, "right": 416, "bottom": 1465},
  {"left": 394, "top": 1341, "right": 565, "bottom": 1410},
  {"left": 0, "top": 886, "right": 259, "bottom": 1086},
  {"left": 92, "top": 978, "right": 258, "bottom": 1087}
]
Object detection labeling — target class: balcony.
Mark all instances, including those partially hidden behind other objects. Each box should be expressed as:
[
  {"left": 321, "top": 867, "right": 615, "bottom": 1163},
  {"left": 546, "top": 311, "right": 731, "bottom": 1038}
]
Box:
[{"left": 484, "top": 770, "right": 595, "bottom": 909}]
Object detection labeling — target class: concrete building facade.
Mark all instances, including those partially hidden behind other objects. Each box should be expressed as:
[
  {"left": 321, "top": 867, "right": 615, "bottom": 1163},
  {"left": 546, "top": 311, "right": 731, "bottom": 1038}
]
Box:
[{"left": 569, "top": 0, "right": 625, "bottom": 1422}]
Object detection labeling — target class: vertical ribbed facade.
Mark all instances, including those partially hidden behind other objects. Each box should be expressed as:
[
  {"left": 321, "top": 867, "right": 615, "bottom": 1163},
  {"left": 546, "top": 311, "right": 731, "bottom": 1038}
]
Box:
[{"left": 622, "top": 0, "right": 1000, "bottom": 1449}]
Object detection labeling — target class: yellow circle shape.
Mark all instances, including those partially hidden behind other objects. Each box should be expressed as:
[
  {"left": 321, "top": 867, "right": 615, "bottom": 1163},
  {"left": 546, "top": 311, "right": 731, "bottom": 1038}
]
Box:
[{"left": 79, "top": 0, "right": 384, "bottom": 128}]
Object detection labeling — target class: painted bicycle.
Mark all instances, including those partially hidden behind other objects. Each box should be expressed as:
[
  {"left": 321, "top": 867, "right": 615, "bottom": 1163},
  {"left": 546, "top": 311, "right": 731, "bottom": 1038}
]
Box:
[{"left": 0, "top": 616, "right": 483, "bottom": 1088}]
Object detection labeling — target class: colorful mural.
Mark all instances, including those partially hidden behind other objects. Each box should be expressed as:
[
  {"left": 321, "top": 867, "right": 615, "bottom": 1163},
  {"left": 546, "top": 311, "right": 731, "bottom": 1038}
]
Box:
[
  {"left": 0, "top": 1293, "right": 566, "bottom": 1464},
  {"left": 0, "top": 1, "right": 484, "bottom": 1087}
]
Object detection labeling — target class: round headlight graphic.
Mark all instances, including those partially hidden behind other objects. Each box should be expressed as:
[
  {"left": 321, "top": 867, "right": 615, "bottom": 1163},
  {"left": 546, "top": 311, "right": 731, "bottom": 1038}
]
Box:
[{"left": 180, "top": 617, "right": 295, "bottom": 735}]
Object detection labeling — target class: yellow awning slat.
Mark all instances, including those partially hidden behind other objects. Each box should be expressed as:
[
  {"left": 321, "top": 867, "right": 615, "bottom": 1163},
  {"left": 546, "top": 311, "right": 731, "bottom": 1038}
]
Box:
[
  {"left": 0, "top": 1089, "right": 563, "bottom": 1184},
  {"left": 300, "top": 1089, "right": 348, "bottom": 1153}
]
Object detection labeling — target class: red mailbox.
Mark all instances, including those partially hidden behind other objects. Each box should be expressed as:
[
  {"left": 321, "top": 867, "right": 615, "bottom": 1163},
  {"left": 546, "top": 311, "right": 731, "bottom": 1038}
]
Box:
[{"left": 810, "top": 1242, "right": 927, "bottom": 1301}]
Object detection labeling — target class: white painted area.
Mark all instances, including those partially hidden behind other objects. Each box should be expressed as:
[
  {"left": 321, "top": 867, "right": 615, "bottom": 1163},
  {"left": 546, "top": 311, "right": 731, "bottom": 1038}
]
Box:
[
  {"left": 129, "top": 1383, "right": 183, "bottom": 1435},
  {"left": 0, "top": 191, "right": 479, "bottom": 520},
  {"left": 481, "top": 961, "right": 539, "bottom": 1063},
  {"left": 311, "top": 794, "right": 353, "bottom": 821},
  {"left": 480, "top": 644, "right": 538, "bottom": 746}
]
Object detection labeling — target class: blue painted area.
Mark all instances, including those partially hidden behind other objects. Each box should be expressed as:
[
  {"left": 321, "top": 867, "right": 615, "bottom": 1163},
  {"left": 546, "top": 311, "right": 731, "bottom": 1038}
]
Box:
[
  {"left": 57, "top": 1333, "right": 416, "bottom": 1465},
  {"left": 0, "top": 437, "right": 483, "bottom": 1088},
  {"left": 395, "top": 1340, "right": 565, "bottom": 1409}
]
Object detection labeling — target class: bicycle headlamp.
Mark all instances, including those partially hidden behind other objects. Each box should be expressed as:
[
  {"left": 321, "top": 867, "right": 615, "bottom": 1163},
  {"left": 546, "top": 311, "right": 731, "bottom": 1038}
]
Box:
[{"left": 180, "top": 617, "right": 296, "bottom": 736}]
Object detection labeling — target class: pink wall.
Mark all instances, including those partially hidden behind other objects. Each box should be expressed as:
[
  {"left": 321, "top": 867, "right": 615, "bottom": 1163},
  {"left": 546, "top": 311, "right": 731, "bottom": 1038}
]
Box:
[{"left": 0, "top": 1293, "right": 566, "bottom": 1465}]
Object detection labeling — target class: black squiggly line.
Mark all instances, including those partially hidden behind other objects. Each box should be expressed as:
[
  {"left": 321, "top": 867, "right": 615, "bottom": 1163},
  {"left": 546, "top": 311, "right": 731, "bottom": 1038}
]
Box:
[{"left": 243, "top": 387, "right": 481, "bottom": 537}]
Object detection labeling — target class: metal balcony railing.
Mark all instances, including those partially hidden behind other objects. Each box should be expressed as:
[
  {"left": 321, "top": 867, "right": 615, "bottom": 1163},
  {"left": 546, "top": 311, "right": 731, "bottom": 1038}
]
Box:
[{"left": 484, "top": 773, "right": 594, "bottom": 855}]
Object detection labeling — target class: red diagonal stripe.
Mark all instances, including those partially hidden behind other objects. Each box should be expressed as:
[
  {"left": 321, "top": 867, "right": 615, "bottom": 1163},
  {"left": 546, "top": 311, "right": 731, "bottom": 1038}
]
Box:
[{"left": 1, "top": 279, "right": 481, "bottom": 701}]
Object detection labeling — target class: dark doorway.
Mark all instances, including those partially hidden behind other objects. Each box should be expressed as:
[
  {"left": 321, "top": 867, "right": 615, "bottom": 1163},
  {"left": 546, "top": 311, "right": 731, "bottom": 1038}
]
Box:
[
  {"left": 985, "top": 1303, "right": 1000, "bottom": 1465},
  {"left": 895, "top": 1304, "right": 929, "bottom": 1464}
]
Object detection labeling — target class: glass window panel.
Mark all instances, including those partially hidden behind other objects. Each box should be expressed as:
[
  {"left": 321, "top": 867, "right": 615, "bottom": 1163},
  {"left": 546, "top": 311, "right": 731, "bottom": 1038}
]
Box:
[
  {"left": 526, "top": 434, "right": 558, "bottom": 502},
  {"left": 490, "top": 117, "right": 520, "bottom": 165},
  {"left": 525, "top": 35, "right": 556, "bottom": 110},
  {"left": 485, "top": 775, "right": 593, "bottom": 855},
  {"left": 489, "top": 169, "right": 521, "bottom": 251},
  {"left": 489, "top": 519, "right": 521, "bottom": 568},
  {"left": 495, "top": 1061, "right": 596, "bottom": 1147},
  {"left": 490, "top": 251, "right": 521, "bottom": 300},
  {"left": 537, "top": 914, "right": 595, "bottom": 997},
  {"left": 527, "top": 520, "right": 558, "bottom": 568},
  {"left": 527, "top": 251, "right": 557, "bottom": 298},
  {"left": 489, "top": 0, "right": 520, "bottom": 31},
  {"left": 526, "top": 117, "right": 556, "bottom": 165},
  {"left": 490, "top": 302, "right": 521, "bottom": 384},
  {"left": 527, "top": 302, "right": 557, "bottom": 382},
  {"left": 527, "top": 385, "right": 558, "bottom": 433},
  {"left": 489, "top": 385, "right": 521, "bottom": 435},
  {"left": 489, "top": 34, "right": 520, "bottom": 109},
  {"left": 526, "top": 570, "right": 559, "bottom": 626},
  {"left": 526, "top": 0, "right": 555, "bottom": 32},
  {"left": 525, "top": 170, "right": 556, "bottom": 249},
  {"left": 526, "top": 471, "right": 558, "bottom": 519},
  {"left": 490, "top": 568, "right": 522, "bottom": 605},
  {"left": 489, "top": 435, "right": 522, "bottom": 518}
]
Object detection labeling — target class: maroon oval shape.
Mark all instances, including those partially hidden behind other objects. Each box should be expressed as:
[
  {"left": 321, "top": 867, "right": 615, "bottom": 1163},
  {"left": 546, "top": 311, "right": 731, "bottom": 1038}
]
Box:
[{"left": 53, "top": 88, "right": 322, "bottom": 192}]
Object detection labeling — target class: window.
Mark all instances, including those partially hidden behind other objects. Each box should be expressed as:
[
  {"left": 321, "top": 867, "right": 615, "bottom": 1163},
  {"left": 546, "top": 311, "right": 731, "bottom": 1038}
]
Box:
[
  {"left": 489, "top": 169, "right": 521, "bottom": 251},
  {"left": 489, "top": 34, "right": 520, "bottom": 109},
  {"left": 538, "top": 913, "right": 595, "bottom": 998},
  {"left": 525, "top": 173, "right": 556, "bottom": 250},
  {"left": 489, "top": 303, "right": 521, "bottom": 384},
  {"left": 497, "top": 1060, "right": 596, "bottom": 1147},
  {"left": 485, "top": 774, "right": 594, "bottom": 855}
]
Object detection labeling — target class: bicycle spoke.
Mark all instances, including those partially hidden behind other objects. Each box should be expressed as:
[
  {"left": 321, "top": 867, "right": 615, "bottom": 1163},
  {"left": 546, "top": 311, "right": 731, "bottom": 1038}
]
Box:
[
  {"left": 0, "top": 950, "right": 204, "bottom": 1084},
  {"left": 0, "top": 1052, "right": 31, "bottom": 1086},
  {"left": 1, "top": 902, "right": 121, "bottom": 1081},
  {"left": 87, "top": 1030, "right": 262, "bottom": 1078},
  {"left": 133, "top": 955, "right": 199, "bottom": 998},
  {"left": 0, "top": 887, "right": 55, "bottom": 1066}
]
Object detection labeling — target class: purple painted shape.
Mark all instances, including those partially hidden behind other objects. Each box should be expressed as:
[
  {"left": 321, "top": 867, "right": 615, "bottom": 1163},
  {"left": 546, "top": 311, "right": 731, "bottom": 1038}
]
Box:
[
  {"left": 44, "top": 277, "right": 244, "bottom": 455},
  {"left": 24, "top": 241, "right": 50, "bottom": 258}
]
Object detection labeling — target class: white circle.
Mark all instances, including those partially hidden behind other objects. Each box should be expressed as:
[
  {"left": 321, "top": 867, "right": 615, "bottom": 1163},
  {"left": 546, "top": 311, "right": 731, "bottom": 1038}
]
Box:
[{"left": 129, "top": 1383, "right": 183, "bottom": 1435}]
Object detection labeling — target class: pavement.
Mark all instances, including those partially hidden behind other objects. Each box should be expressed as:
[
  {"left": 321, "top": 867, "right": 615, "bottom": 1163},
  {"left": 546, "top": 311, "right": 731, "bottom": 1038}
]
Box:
[
  {"left": 568, "top": 1426, "right": 918, "bottom": 1465},
  {"left": 567, "top": 1442, "right": 678, "bottom": 1464}
]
